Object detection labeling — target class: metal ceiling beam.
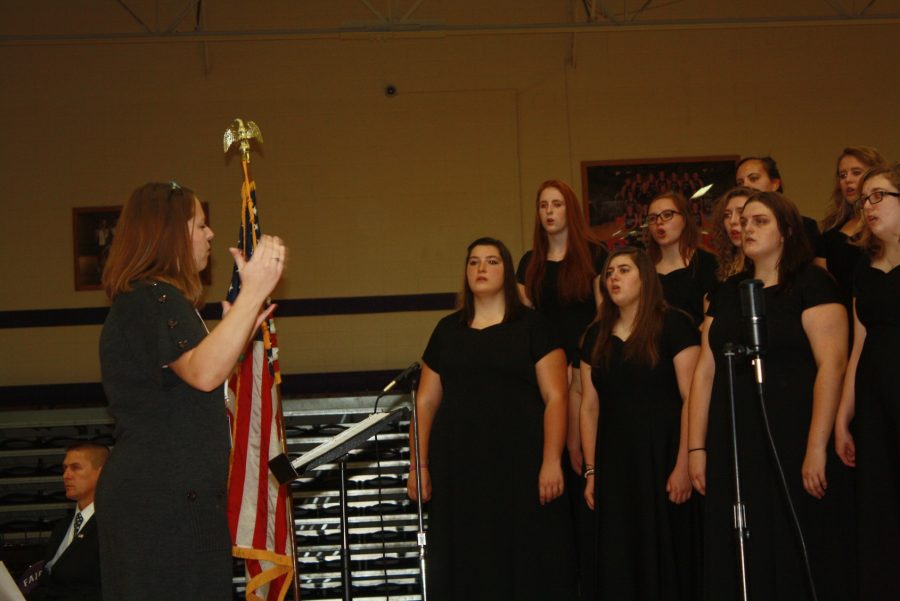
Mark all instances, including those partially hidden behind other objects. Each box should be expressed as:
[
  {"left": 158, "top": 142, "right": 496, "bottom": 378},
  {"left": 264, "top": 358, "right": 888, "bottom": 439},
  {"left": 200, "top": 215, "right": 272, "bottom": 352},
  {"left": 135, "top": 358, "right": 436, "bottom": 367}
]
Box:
[{"left": 2, "top": 14, "right": 899, "bottom": 46}]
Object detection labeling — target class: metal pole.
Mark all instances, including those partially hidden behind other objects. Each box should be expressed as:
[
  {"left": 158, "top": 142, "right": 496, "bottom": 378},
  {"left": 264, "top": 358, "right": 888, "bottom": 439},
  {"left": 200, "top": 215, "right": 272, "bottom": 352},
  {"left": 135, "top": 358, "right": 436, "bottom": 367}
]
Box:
[
  {"left": 724, "top": 343, "right": 750, "bottom": 601},
  {"left": 409, "top": 376, "right": 428, "bottom": 600},
  {"left": 339, "top": 458, "right": 353, "bottom": 601}
]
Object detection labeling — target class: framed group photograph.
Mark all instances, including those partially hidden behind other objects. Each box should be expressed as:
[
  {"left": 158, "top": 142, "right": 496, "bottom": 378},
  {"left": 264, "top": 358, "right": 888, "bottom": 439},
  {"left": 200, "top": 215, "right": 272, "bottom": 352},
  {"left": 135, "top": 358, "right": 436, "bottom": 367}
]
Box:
[
  {"left": 580, "top": 155, "right": 739, "bottom": 247},
  {"left": 72, "top": 204, "right": 212, "bottom": 291}
]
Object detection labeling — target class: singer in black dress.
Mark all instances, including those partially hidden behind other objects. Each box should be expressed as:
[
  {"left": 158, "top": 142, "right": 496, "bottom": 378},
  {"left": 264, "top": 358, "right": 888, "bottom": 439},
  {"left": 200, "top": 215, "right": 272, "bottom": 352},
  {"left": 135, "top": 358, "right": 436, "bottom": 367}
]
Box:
[
  {"left": 646, "top": 191, "right": 718, "bottom": 328},
  {"left": 517, "top": 180, "right": 607, "bottom": 597},
  {"left": 408, "top": 237, "right": 576, "bottom": 601},
  {"left": 814, "top": 146, "right": 886, "bottom": 314},
  {"left": 688, "top": 192, "right": 855, "bottom": 601},
  {"left": 834, "top": 165, "right": 900, "bottom": 598},
  {"left": 581, "top": 248, "right": 700, "bottom": 601}
]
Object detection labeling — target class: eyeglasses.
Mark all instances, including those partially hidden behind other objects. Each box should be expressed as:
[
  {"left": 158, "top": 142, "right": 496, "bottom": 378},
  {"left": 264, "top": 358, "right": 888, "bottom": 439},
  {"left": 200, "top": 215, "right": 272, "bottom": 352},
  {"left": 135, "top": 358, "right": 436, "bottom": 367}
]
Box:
[
  {"left": 859, "top": 190, "right": 900, "bottom": 206},
  {"left": 646, "top": 209, "right": 681, "bottom": 224}
]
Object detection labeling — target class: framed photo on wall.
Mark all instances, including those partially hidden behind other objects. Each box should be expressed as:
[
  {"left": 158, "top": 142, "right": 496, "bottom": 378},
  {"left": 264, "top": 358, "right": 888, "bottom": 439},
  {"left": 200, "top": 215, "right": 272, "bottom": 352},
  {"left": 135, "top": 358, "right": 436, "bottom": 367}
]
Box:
[
  {"left": 72, "top": 204, "right": 212, "bottom": 291},
  {"left": 580, "top": 155, "right": 739, "bottom": 247}
]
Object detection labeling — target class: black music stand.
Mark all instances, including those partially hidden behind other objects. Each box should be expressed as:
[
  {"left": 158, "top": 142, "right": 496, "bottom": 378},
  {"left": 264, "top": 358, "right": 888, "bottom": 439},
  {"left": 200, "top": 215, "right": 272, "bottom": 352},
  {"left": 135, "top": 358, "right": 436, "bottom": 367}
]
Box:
[{"left": 269, "top": 407, "right": 410, "bottom": 601}]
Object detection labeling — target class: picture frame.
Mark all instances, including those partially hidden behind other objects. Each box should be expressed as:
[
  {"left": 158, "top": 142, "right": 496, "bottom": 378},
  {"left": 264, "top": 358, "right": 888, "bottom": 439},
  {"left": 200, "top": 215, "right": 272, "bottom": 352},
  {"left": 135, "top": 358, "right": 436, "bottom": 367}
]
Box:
[
  {"left": 580, "top": 155, "right": 739, "bottom": 247},
  {"left": 72, "top": 203, "right": 211, "bottom": 291}
]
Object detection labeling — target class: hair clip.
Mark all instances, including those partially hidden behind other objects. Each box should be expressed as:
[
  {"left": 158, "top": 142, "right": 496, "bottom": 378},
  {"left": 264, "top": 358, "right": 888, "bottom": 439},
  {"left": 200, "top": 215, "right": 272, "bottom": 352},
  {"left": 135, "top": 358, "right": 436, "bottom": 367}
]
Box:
[{"left": 169, "top": 181, "right": 181, "bottom": 190}]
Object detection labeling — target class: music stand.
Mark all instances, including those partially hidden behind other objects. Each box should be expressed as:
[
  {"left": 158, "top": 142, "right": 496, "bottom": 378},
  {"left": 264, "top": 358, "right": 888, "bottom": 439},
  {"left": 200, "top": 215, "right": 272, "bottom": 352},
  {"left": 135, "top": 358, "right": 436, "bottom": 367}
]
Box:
[{"left": 269, "top": 407, "right": 410, "bottom": 601}]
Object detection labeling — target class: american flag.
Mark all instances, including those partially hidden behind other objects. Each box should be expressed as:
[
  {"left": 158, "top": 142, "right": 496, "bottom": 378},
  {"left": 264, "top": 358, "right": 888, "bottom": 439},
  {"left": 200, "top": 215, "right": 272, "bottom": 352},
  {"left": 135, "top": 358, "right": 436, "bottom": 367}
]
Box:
[{"left": 226, "top": 163, "right": 295, "bottom": 601}]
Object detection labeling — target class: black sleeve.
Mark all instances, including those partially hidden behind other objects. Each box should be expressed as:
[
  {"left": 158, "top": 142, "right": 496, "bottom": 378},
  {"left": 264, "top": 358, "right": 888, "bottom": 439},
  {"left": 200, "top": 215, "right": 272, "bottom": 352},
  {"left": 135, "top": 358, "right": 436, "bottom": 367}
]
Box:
[
  {"left": 527, "top": 309, "right": 563, "bottom": 364},
  {"left": 516, "top": 250, "right": 533, "bottom": 285},
  {"left": 799, "top": 264, "right": 841, "bottom": 310},
  {"left": 698, "top": 250, "right": 719, "bottom": 297},
  {"left": 117, "top": 281, "right": 207, "bottom": 369},
  {"left": 422, "top": 315, "right": 453, "bottom": 375},
  {"left": 580, "top": 322, "right": 600, "bottom": 365},
  {"left": 663, "top": 309, "right": 700, "bottom": 358}
]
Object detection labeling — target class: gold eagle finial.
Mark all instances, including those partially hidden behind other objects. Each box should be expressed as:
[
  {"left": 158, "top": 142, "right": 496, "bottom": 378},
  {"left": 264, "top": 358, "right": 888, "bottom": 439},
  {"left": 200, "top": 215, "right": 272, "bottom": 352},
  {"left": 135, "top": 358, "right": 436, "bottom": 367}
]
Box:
[{"left": 223, "top": 118, "right": 263, "bottom": 162}]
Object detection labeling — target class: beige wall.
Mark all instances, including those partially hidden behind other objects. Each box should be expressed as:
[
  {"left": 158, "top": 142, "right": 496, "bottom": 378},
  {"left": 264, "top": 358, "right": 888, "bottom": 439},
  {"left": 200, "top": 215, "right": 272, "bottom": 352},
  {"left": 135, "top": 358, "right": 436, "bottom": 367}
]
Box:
[{"left": 2, "top": 8, "right": 898, "bottom": 386}]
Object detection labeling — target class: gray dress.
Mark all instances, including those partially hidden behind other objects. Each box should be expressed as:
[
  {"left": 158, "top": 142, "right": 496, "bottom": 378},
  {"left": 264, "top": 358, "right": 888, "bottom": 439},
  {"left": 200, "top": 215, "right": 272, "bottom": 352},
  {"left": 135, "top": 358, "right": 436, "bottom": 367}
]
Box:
[{"left": 97, "top": 280, "right": 232, "bottom": 600}]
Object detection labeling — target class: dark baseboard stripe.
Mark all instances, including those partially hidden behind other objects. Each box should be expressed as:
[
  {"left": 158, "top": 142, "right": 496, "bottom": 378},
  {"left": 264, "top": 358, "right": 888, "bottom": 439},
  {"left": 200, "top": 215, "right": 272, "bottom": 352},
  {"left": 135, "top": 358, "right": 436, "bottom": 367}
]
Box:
[
  {"left": 0, "top": 292, "right": 457, "bottom": 329},
  {"left": 0, "top": 370, "right": 411, "bottom": 410}
]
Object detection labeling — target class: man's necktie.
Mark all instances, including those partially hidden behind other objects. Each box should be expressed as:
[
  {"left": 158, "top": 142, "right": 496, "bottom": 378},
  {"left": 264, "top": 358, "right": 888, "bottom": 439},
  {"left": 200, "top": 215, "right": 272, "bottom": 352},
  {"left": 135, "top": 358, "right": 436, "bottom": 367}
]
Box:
[{"left": 73, "top": 511, "right": 83, "bottom": 536}]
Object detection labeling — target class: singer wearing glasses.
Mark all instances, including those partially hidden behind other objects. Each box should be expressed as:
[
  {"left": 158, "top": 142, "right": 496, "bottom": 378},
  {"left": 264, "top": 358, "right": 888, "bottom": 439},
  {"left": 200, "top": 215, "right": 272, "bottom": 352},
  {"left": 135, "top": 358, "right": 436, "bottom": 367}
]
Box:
[
  {"left": 834, "top": 164, "right": 900, "bottom": 599},
  {"left": 646, "top": 191, "right": 718, "bottom": 328},
  {"left": 407, "top": 237, "right": 577, "bottom": 601},
  {"left": 687, "top": 191, "right": 855, "bottom": 601}
]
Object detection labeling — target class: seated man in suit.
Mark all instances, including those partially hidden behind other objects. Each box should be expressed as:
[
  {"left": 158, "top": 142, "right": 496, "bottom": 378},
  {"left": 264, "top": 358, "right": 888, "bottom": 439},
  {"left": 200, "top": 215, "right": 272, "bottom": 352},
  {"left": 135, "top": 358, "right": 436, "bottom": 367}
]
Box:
[{"left": 28, "top": 442, "right": 109, "bottom": 601}]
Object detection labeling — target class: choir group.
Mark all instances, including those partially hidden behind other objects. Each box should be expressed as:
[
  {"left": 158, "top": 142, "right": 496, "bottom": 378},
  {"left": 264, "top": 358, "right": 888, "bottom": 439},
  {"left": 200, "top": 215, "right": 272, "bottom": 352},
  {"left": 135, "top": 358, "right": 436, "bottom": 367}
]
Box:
[{"left": 408, "top": 150, "right": 900, "bottom": 601}]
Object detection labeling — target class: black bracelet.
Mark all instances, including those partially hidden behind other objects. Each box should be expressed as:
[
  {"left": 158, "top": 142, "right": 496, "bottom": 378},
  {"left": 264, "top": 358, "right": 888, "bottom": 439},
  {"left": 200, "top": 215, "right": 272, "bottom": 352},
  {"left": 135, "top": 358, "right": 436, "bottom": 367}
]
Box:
[{"left": 688, "top": 448, "right": 706, "bottom": 453}]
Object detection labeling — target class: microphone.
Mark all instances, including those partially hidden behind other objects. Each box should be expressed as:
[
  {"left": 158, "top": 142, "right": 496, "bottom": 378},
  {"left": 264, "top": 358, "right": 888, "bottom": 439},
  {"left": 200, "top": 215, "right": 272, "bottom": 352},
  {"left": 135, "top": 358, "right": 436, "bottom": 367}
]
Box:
[
  {"left": 382, "top": 362, "right": 421, "bottom": 393},
  {"left": 739, "top": 279, "right": 767, "bottom": 357}
]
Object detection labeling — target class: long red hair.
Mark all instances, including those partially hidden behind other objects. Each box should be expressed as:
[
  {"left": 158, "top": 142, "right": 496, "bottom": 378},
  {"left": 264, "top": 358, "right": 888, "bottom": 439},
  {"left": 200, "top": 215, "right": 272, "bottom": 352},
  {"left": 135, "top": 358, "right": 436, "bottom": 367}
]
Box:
[
  {"left": 525, "top": 180, "right": 598, "bottom": 305},
  {"left": 102, "top": 182, "right": 204, "bottom": 306}
]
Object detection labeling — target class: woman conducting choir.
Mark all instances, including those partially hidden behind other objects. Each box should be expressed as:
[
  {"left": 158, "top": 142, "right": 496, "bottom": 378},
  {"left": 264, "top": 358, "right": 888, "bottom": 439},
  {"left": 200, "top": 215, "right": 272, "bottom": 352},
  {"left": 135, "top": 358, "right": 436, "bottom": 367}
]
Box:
[
  {"left": 645, "top": 190, "right": 718, "bottom": 327},
  {"left": 97, "top": 182, "right": 286, "bottom": 600},
  {"left": 710, "top": 187, "right": 754, "bottom": 283},
  {"left": 688, "top": 191, "right": 855, "bottom": 600},
  {"left": 834, "top": 163, "right": 900, "bottom": 598},
  {"left": 409, "top": 237, "right": 576, "bottom": 601},
  {"left": 580, "top": 247, "right": 700, "bottom": 600},
  {"left": 814, "top": 146, "right": 886, "bottom": 312}
]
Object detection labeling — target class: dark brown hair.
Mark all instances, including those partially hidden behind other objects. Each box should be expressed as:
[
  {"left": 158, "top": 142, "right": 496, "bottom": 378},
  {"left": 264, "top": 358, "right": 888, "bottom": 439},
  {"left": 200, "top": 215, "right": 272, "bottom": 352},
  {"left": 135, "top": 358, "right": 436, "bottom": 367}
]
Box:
[
  {"left": 102, "top": 182, "right": 204, "bottom": 306},
  {"left": 645, "top": 190, "right": 701, "bottom": 268},
  {"left": 711, "top": 186, "right": 754, "bottom": 281},
  {"left": 458, "top": 237, "right": 522, "bottom": 325},
  {"left": 742, "top": 191, "right": 813, "bottom": 288},
  {"left": 821, "top": 146, "right": 886, "bottom": 232},
  {"left": 737, "top": 156, "right": 784, "bottom": 193},
  {"left": 590, "top": 247, "right": 667, "bottom": 368},
  {"left": 525, "top": 180, "right": 599, "bottom": 306},
  {"left": 853, "top": 163, "right": 900, "bottom": 261}
]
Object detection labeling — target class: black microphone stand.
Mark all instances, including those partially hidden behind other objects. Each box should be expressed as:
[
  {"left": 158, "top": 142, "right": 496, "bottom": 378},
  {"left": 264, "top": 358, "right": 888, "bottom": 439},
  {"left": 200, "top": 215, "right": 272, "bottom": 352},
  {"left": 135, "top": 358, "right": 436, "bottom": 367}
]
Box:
[
  {"left": 722, "top": 342, "right": 751, "bottom": 601},
  {"left": 408, "top": 371, "right": 429, "bottom": 601}
]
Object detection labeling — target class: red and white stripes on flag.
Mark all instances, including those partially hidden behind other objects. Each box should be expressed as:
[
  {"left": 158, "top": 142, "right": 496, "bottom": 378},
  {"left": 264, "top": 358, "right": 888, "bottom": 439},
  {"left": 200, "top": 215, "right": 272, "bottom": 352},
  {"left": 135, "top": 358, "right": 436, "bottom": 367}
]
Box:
[{"left": 226, "top": 169, "right": 296, "bottom": 601}]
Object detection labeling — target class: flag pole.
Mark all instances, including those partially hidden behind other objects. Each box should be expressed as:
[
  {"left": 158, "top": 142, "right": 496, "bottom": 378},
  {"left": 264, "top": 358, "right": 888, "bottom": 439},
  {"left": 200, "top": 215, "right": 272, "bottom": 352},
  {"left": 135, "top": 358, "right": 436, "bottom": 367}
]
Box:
[{"left": 224, "top": 119, "right": 301, "bottom": 601}]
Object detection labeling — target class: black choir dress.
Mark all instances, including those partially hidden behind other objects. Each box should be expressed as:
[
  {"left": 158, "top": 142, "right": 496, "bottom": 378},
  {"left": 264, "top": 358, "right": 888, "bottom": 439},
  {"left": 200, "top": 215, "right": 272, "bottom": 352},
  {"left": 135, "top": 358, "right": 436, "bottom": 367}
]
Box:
[
  {"left": 517, "top": 245, "right": 607, "bottom": 599},
  {"left": 585, "top": 309, "right": 700, "bottom": 601},
  {"left": 516, "top": 245, "right": 608, "bottom": 364},
  {"left": 657, "top": 249, "right": 718, "bottom": 328},
  {"left": 703, "top": 265, "right": 855, "bottom": 601},
  {"left": 851, "top": 261, "right": 900, "bottom": 598},
  {"left": 422, "top": 309, "right": 577, "bottom": 601},
  {"left": 97, "top": 281, "right": 233, "bottom": 601}
]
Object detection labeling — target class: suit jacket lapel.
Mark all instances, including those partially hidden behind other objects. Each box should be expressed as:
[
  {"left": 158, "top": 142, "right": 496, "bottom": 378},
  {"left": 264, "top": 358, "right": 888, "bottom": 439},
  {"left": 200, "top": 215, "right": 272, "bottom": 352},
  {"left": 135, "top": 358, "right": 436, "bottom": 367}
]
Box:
[
  {"left": 43, "top": 512, "right": 73, "bottom": 564},
  {"left": 57, "top": 515, "right": 95, "bottom": 563}
]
